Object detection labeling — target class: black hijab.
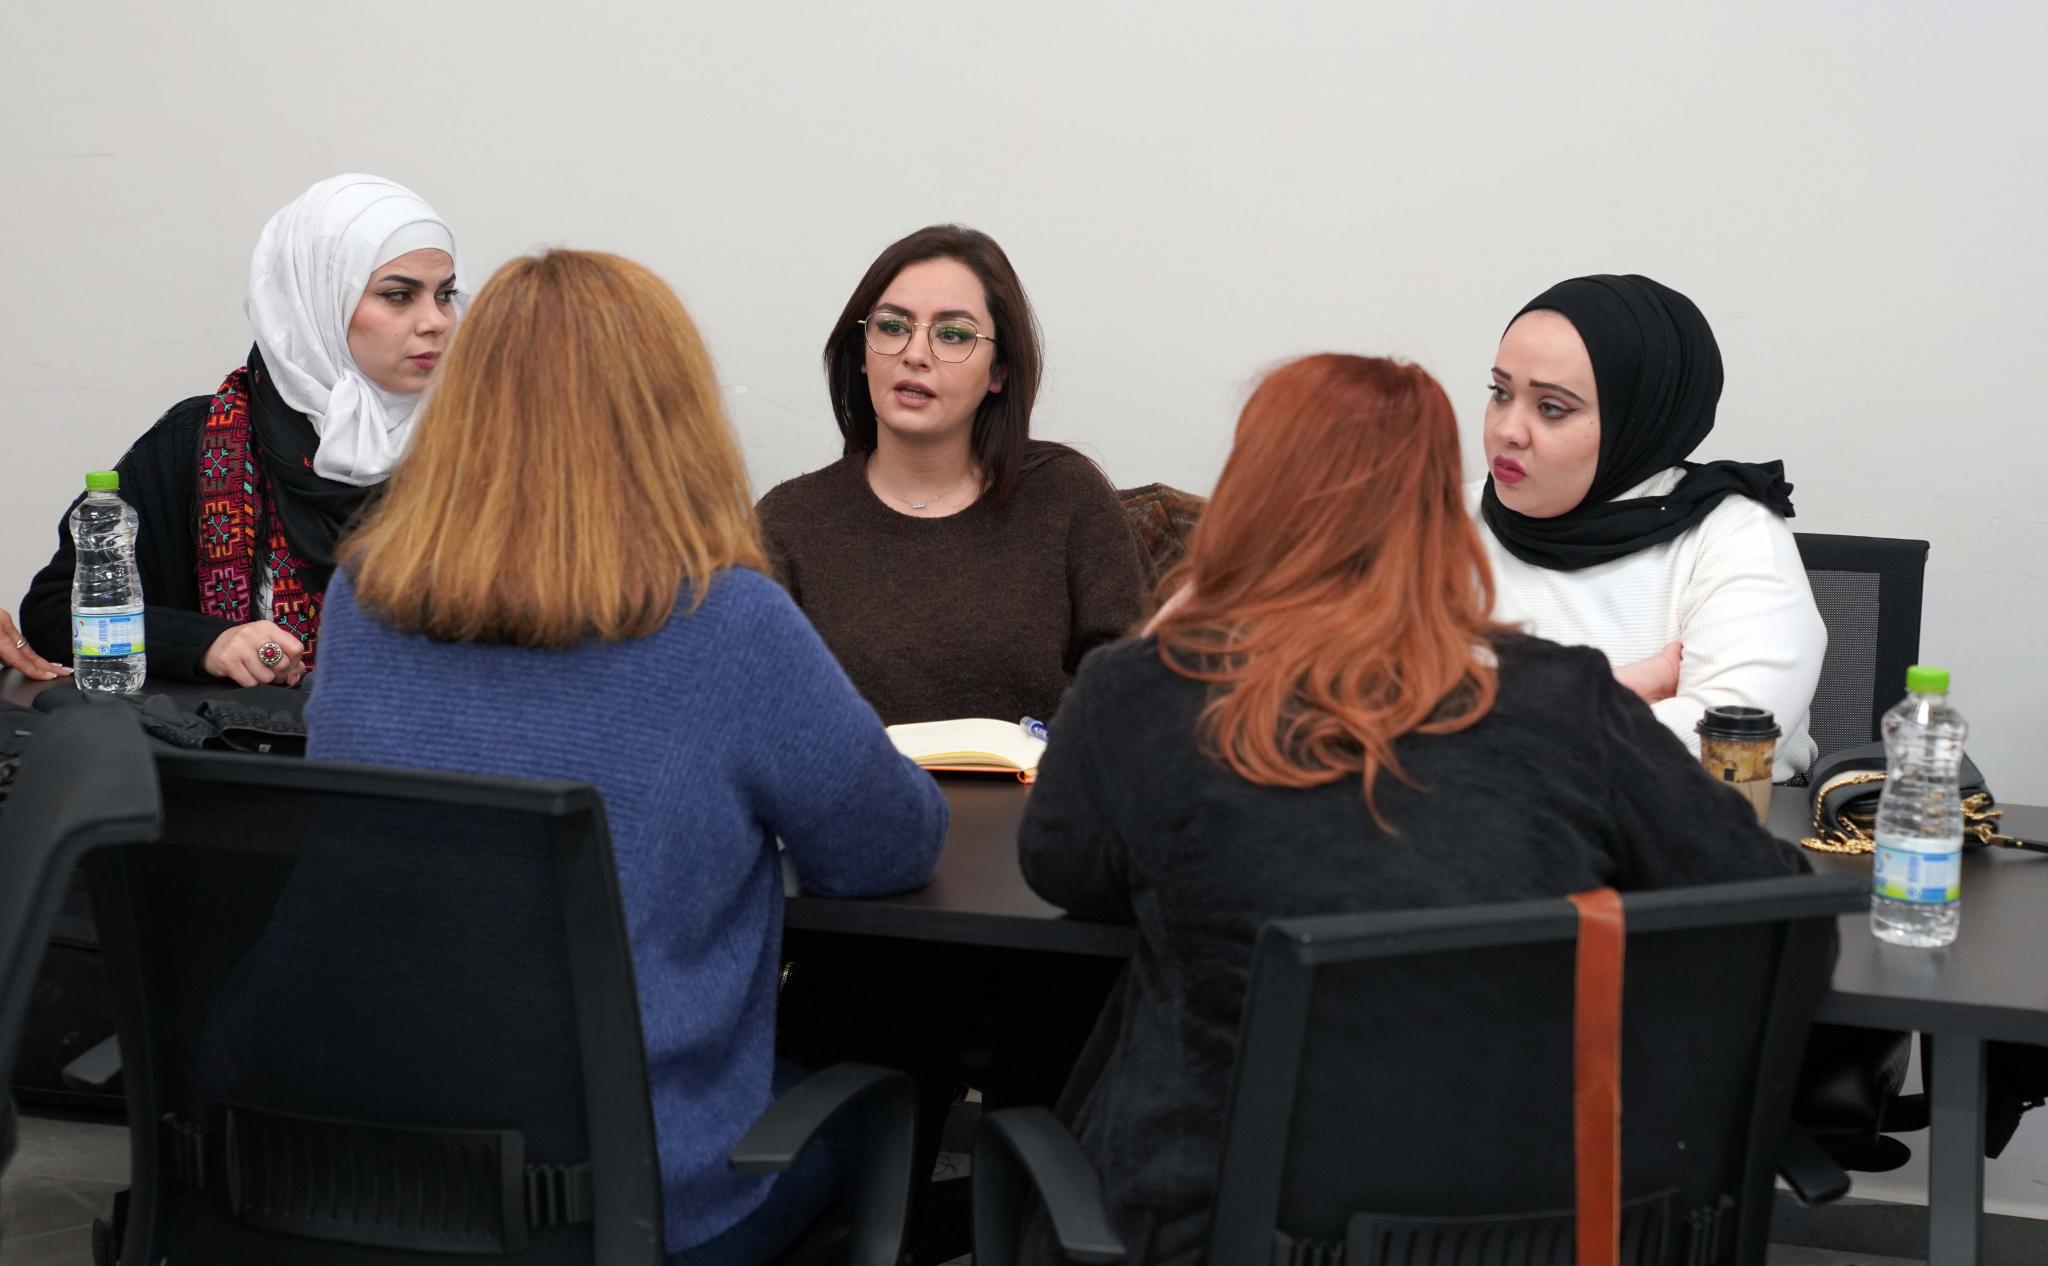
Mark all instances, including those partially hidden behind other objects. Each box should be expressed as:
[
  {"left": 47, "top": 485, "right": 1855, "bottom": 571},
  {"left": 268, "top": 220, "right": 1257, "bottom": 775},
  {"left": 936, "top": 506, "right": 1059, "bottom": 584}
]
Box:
[
  {"left": 247, "top": 344, "right": 376, "bottom": 591},
  {"left": 1478, "top": 274, "right": 1794, "bottom": 572}
]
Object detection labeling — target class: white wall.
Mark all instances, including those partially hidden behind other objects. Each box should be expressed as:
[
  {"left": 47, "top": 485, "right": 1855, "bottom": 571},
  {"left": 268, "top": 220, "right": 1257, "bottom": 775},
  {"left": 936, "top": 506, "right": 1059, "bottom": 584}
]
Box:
[{"left": 2, "top": 0, "right": 2045, "bottom": 1213}]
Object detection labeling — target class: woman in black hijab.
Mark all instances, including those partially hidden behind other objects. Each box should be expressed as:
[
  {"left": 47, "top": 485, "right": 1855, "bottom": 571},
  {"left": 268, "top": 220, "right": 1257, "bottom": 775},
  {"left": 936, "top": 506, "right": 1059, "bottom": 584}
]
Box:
[{"left": 1473, "top": 273, "right": 1827, "bottom": 779}]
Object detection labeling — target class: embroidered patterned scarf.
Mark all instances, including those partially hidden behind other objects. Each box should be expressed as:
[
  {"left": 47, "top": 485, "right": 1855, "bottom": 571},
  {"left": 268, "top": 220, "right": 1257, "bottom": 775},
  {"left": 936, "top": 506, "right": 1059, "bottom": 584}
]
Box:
[{"left": 197, "top": 367, "right": 324, "bottom": 662}]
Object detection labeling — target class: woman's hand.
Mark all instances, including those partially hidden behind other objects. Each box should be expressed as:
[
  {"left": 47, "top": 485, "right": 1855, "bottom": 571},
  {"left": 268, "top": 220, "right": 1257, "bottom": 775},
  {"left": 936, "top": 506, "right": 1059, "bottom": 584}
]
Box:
[
  {"left": 204, "top": 621, "right": 308, "bottom": 687},
  {"left": 1614, "top": 640, "right": 1683, "bottom": 704},
  {"left": 0, "top": 608, "right": 69, "bottom": 680}
]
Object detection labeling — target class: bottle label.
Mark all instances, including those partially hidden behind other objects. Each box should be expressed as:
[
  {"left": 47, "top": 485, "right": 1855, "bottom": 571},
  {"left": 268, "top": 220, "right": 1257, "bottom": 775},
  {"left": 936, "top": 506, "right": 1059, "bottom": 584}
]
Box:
[
  {"left": 1873, "top": 836, "right": 1961, "bottom": 905},
  {"left": 72, "top": 613, "right": 146, "bottom": 658}
]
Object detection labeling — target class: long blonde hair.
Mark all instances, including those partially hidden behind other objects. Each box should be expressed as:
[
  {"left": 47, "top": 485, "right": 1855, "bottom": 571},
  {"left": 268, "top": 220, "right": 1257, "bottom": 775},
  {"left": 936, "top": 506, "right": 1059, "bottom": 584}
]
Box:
[{"left": 343, "top": 249, "right": 765, "bottom": 647}]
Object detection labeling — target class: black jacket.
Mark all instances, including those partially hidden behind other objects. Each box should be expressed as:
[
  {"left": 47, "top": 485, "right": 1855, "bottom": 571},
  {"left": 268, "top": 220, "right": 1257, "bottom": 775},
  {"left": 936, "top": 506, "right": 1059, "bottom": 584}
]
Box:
[
  {"left": 1018, "top": 632, "right": 1811, "bottom": 1266},
  {"left": 21, "top": 398, "right": 232, "bottom": 681}
]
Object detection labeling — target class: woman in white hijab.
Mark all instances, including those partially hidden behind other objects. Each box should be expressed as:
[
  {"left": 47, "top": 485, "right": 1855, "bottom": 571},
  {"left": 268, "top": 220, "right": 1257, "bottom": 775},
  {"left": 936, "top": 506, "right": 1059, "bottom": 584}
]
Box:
[{"left": 18, "top": 174, "right": 460, "bottom": 685}]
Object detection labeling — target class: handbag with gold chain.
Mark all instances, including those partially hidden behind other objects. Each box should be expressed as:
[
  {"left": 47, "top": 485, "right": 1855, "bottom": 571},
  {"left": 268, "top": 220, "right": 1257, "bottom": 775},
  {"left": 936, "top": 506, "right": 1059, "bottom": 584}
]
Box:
[{"left": 1800, "top": 742, "right": 2048, "bottom": 855}]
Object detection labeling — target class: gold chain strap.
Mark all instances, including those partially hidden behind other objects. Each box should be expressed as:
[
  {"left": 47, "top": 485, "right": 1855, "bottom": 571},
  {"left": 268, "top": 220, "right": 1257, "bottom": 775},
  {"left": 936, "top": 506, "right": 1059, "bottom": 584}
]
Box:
[
  {"left": 1800, "top": 774, "right": 2017, "bottom": 854},
  {"left": 1800, "top": 772, "right": 1885, "bottom": 854},
  {"left": 1962, "top": 793, "right": 2027, "bottom": 849}
]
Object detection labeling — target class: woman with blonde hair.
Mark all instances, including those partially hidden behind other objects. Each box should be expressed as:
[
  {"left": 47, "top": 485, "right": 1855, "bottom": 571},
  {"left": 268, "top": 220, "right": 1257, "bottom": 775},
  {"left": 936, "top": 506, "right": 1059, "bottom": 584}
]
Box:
[
  {"left": 1018, "top": 354, "right": 1807, "bottom": 1265},
  {"left": 307, "top": 250, "right": 949, "bottom": 1265}
]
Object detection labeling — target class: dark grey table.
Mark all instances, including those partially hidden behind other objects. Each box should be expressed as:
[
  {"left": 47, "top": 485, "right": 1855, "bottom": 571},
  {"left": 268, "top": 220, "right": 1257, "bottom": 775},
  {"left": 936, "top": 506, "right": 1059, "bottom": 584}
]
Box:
[
  {"left": 788, "top": 773, "right": 2048, "bottom": 1266},
  {"left": 10, "top": 670, "right": 2042, "bottom": 1262},
  {"left": 1777, "top": 795, "right": 2048, "bottom": 1266},
  {"left": 3, "top": 673, "right": 223, "bottom": 708}
]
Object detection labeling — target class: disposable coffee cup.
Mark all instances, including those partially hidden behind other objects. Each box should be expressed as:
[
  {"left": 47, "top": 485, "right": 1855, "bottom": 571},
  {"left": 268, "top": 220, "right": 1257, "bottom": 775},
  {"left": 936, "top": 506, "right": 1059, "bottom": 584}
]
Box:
[{"left": 1696, "top": 706, "right": 1779, "bottom": 824}]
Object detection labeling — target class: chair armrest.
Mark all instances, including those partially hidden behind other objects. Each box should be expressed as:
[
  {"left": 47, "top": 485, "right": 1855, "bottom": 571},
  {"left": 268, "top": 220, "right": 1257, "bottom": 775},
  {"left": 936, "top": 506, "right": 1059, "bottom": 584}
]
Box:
[
  {"left": 972, "top": 1106, "right": 1125, "bottom": 1266},
  {"left": 730, "top": 1063, "right": 914, "bottom": 1266},
  {"left": 60, "top": 1034, "right": 123, "bottom": 1091},
  {"left": 1777, "top": 1124, "right": 1852, "bottom": 1205}
]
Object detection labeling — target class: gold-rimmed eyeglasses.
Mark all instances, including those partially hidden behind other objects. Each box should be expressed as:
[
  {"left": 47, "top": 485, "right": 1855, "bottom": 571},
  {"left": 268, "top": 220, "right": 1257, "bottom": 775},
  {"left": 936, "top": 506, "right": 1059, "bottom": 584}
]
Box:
[{"left": 857, "top": 312, "right": 996, "bottom": 363}]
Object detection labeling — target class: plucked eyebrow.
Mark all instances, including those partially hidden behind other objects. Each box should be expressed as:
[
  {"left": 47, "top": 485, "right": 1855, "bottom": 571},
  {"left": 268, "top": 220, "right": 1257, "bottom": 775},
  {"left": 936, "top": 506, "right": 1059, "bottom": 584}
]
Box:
[
  {"left": 374, "top": 272, "right": 458, "bottom": 289},
  {"left": 1491, "top": 367, "right": 1587, "bottom": 406},
  {"left": 874, "top": 301, "right": 981, "bottom": 322}
]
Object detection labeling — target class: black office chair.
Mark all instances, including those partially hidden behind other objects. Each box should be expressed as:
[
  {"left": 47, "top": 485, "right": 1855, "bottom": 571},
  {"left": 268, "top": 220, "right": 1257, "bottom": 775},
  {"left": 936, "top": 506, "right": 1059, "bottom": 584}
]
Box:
[
  {"left": 974, "top": 873, "right": 1865, "bottom": 1266},
  {"left": 0, "top": 701, "right": 160, "bottom": 1097},
  {"left": 1793, "top": 533, "right": 1929, "bottom": 760},
  {"left": 1784, "top": 535, "right": 1935, "bottom": 1173},
  {"left": 0, "top": 703, "right": 916, "bottom": 1266},
  {"left": 1, "top": 1093, "right": 18, "bottom": 1173}
]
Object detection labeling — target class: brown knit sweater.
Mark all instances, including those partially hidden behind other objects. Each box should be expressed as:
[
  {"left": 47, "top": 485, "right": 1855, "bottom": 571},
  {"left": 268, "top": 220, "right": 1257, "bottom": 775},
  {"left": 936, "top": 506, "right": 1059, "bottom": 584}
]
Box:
[{"left": 756, "top": 450, "right": 1148, "bottom": 726}]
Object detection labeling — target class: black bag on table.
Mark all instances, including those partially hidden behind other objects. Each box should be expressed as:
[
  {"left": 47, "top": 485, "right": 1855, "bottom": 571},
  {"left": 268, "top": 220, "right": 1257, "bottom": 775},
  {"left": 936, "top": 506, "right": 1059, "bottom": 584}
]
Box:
[
  {"left": 28, "top": 683, "right": 308, "bottom": 755},
  {"left": 1803, "top": 741, "right": 2047, "bottom": 855}
]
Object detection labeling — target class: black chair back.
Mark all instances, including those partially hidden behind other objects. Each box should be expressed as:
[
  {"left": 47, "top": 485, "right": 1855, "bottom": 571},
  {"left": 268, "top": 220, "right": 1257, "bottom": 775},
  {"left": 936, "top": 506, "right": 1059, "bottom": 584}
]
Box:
[
  {"left": 0, "top": 701, "right": 161, "bottom": 1097},
  {"left": 1, "top": 1094, "right": 17, "bottom": 1173},
  {"left": 1793, "top": 533, "right": 1929, "bottom": 759},
  {"left": 81, "top": 736, "right": 663, "bottom": 1263},
  {"left": 1207, "top": 875, "right": 1865, "bottom": 1266}
]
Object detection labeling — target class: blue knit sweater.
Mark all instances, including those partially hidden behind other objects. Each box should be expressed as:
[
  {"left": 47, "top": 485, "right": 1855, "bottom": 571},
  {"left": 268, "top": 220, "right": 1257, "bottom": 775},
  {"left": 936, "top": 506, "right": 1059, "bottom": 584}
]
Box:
[{"left": 306, "top": 566, "right": 949, "bottom": 1251}]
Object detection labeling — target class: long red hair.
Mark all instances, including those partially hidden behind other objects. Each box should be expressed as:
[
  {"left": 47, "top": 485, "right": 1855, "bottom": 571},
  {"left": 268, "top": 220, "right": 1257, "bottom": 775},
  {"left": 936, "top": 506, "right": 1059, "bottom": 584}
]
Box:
[{"left": 1155, "top": 354, "right": 1509, "bottom": 827}]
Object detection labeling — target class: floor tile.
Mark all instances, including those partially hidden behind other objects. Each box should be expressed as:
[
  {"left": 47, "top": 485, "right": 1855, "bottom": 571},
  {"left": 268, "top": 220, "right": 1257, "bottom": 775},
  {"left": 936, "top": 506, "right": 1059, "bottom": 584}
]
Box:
[
  {"left": 4, "top": 1115, "right": 127, "bottom": 1185},
  {"left": 1, "top": 1175, "right": 122, "bottom": 1242},
  {"left": 0, "top": 1222, "right": 98, "bottom": 1266},
  {"left": 2, "top": 1110, "right": 127, "bottom": 1262}
]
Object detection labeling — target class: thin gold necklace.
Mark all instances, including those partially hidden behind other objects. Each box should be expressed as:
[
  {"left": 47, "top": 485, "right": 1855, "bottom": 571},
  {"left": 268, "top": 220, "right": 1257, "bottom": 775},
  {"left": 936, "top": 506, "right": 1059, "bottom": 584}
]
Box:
[{"left": 877, "top": 470, "right": 973, "bottom": 512}]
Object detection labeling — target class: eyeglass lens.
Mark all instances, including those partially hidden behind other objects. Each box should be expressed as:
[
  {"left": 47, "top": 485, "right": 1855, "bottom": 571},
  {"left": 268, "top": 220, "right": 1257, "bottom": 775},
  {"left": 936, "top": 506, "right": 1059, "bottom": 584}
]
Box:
[{"left": 864, "top": 312, "right": 984, "bottom": 362}]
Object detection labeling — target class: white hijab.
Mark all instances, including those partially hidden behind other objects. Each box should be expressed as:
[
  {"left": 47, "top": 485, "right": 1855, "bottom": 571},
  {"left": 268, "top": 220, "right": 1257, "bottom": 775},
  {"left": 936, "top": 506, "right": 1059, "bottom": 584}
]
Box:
[{"left": 246, "top": 174, "right": 460, "bottom": 487}]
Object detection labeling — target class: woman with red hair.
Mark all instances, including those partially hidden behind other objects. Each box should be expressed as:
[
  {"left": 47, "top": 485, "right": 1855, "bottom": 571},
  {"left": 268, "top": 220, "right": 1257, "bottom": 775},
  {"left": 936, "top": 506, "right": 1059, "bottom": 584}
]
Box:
[{"left": 1017, "top": 354, "right": 1807, "bottom": 1265}]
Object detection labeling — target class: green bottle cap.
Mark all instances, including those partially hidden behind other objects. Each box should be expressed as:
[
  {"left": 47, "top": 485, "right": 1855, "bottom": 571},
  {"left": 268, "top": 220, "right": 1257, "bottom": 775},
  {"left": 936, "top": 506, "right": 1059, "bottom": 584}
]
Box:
[
  {"left": 1906, "top": 664, "right": 1949, "bottom": 695},
  {"left": 84, "top": 470, "right": 119, "bottom": 492}
]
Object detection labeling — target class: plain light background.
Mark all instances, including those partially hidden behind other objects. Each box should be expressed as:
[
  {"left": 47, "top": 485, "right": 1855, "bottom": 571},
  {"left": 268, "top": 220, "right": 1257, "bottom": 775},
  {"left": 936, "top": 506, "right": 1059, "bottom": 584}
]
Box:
[{"left": 2, "top": 0, "right": 2044, "bottom": 1208}]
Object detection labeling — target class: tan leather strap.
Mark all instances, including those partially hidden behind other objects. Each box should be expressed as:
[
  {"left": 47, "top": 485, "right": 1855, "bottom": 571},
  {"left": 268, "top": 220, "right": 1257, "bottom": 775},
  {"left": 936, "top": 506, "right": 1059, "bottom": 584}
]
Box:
[{"left": 1568, "top": 888, "right": 1624, "bottom": 1266}]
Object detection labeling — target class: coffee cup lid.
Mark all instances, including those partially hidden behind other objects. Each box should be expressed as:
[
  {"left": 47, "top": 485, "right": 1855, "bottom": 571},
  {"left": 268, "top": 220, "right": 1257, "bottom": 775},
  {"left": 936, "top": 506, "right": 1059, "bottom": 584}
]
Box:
[{"left": 1695, "top": 705, "right": 1780, "bottom": 740}]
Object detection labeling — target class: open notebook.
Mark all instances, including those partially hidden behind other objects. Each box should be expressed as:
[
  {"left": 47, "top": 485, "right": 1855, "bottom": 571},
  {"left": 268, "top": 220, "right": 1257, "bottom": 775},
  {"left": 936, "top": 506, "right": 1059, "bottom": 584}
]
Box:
[{"left": 885, "top": 718, "right": 1047, "bottom": 782}]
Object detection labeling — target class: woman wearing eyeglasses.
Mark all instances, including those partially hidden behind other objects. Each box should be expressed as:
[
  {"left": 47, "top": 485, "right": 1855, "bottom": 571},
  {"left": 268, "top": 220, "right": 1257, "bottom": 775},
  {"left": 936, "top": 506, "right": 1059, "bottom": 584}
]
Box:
[
  {"left": 761, "top": 227, "right": 1143, "bottom": 1261},
  {"left": 755, "top": 224, "right": 1146, "bottom": 725}
]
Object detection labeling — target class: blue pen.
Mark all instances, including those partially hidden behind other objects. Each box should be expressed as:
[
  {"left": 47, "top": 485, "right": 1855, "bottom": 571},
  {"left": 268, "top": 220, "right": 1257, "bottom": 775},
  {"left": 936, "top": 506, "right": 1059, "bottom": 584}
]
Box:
[{"left": 1019, "top": 716, "right": 1049, "bottom": 742}]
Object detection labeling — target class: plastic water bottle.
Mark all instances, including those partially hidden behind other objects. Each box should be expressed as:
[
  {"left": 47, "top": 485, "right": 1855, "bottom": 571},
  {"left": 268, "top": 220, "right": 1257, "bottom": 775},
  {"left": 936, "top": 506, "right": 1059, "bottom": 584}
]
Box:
[
  {"left": 69, "top": 470, "right": 147, "bottom": 694},
  {"left": 1870, "top": 665, "right": 1967, "bottom": 947}
]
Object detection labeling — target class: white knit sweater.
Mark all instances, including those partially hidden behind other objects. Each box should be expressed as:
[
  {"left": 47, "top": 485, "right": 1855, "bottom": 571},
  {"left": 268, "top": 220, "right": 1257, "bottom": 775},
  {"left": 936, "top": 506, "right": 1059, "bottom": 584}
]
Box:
[{"left": 1469, "top": 468, "right": 1827, "bottom": 780}]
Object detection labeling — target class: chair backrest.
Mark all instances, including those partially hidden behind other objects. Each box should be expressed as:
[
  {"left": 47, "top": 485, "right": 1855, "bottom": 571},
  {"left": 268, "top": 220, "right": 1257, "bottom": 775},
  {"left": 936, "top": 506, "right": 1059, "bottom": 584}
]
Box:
[
  {"left": 1207, "top": 874, "right": 1865, "bottom": 1266},
  {"left": 72, "top": 729, "right": 663, "bottom": 1263},
  {"left": 0, "top": 1093, "right": 16, "bottom": 1174},
  {"left": 1116, "top": 483, "right": 1207, "bottom": 582},
  {"left": 0, "top": 701, "right": 161, "bottom": 1096},
  {"left": 1793, "top": 533, "right": 1929, "bottom": 760}
]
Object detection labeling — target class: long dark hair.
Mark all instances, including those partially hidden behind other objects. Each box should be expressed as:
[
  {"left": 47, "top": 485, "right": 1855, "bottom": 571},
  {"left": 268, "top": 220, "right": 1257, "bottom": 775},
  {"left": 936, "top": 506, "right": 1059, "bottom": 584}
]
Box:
[{"left": 824, "top": 224, "right": 1076, "bottom": 504}]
